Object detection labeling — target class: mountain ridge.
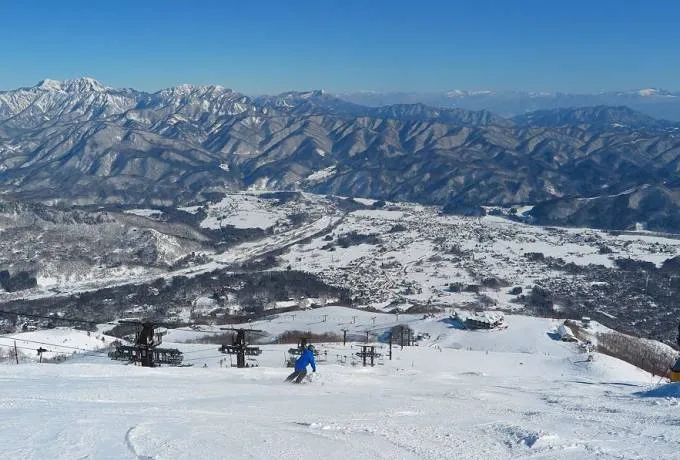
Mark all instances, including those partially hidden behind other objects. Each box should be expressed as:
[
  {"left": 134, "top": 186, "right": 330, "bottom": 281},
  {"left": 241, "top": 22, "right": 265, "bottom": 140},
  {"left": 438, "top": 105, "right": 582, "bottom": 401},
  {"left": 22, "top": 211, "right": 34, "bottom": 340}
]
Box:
[
  {"left": 1, "top": 78, "right": 680, "bottom": 231},
  {"left": 338, "top": 88, "right": 680, "bottom": 121}
]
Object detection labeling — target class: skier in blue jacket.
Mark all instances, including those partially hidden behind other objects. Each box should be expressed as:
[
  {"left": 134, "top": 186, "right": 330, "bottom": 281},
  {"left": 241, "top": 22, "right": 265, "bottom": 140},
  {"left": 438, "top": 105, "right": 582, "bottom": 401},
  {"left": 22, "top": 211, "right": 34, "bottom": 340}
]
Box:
[{"left": 286, "top": 344, "right": 317, "bottom": 383}]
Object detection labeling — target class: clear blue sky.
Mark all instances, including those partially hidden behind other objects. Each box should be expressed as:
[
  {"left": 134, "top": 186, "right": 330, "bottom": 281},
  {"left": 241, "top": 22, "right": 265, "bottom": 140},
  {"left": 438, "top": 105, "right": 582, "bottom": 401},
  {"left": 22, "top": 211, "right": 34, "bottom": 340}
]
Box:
[{"left": 1, "top": 0, "right": 678, "bottom": 94}]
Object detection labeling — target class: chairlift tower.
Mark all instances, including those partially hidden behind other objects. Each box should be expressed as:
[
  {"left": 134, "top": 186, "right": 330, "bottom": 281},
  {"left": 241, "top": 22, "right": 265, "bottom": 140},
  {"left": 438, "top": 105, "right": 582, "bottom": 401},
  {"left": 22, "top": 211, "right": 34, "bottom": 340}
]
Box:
[
  {"left": 219, "top": 328, "right": 263, "bottom": 368},
  {"left": 356, "top": 345, "right": 381, "bottom": 367},
  {"left": 109, "top": 321, "right": 183, "bottom": 367}
]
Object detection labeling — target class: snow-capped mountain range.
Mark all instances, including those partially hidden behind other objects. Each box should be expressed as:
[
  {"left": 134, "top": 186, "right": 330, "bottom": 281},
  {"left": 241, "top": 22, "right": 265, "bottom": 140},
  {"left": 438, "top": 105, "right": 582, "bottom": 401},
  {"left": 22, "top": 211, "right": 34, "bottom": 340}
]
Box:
[{"left": 1, "top": 78, "right": 680, "bottom": 232}]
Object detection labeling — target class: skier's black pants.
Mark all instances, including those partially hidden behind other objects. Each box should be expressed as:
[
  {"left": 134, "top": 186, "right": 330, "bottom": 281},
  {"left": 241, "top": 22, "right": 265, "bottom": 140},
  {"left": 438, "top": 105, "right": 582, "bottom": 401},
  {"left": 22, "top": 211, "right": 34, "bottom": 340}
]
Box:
[{"left": 286, "top": 369, "right": 307, "bottom": 383}]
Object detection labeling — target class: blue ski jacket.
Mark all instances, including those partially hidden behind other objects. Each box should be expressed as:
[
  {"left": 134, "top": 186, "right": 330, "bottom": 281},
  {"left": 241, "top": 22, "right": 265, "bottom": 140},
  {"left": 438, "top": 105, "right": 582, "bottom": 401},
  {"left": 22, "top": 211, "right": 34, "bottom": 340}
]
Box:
[{"left": 295, "top": 348, "right": 316, "bottom": 372}]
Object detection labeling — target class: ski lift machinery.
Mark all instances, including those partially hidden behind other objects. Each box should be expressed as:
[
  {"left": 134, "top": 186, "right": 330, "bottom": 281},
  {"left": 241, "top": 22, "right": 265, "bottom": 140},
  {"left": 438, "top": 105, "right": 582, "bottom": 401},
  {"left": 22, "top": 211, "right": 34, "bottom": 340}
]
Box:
[
  {"left": 108, "top": 321, "right": 184, "bottom": 367},
  {"left": 218, "top": 328, "right": 263, "bottom": 368}
]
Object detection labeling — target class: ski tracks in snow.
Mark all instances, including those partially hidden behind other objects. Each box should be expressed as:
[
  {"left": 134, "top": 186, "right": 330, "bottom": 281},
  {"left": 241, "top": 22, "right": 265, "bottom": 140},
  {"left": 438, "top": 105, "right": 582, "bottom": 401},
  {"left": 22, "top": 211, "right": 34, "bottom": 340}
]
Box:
[{"left": 125, "top": 426, "right": 154, "bottom": 460}]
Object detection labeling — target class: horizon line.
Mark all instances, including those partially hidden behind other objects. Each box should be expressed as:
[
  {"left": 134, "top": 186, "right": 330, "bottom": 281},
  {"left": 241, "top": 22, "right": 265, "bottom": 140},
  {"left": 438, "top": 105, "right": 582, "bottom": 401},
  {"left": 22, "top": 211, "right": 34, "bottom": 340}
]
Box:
[{"left": 1, "top": 77, "right": 679, "bottom": 97}]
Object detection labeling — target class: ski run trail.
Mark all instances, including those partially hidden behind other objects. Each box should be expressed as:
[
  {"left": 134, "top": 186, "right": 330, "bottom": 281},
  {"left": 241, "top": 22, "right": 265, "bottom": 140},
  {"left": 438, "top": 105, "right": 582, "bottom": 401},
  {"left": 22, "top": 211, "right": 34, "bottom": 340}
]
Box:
[{"left": 2, "top": 307, "right": 680, "bottom": 459}]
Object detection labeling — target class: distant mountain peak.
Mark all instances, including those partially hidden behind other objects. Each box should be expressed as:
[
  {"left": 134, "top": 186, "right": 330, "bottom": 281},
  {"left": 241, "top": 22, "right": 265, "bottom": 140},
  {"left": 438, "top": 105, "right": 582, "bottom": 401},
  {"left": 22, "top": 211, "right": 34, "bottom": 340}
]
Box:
[
  {"left": 639, "top": 88, "right": 661, "bottom": 97},
  {"left": 633, "top": 88, "right": 677, "bottom": 97},
  {"left": 158, "top": 84, "right": 238, "bottom": 98},
  {"left": 512, "top": 105, "right": 671, "bottom": 129},
  {"left": 445, "top": 89, "right": 495, "bottom": 98},
  {"left": 36, "top": 79, "right": 63, "bottom": 91},
  {"left": 254, "top": 89, "right": 355, "bottom": 113},
  {"left": 35, "top": 77, "right": 108, "bottom": 93},
  {"left": 274, "top": 89, "right": 328, "bottom": 99},
  {"left": 300, "top": 89, "right": 326, "bottom": 98}
]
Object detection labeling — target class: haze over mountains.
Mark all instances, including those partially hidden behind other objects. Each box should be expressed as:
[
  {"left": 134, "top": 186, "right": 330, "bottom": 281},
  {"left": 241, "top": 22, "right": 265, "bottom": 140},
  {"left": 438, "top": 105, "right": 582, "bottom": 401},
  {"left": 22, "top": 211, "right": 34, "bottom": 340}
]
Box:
[
  {"left": 1, "top": 78, "right": 680, "bottom": 232},
  {"left": 339, "top": 88, "right": 680, "bottom": 122}
]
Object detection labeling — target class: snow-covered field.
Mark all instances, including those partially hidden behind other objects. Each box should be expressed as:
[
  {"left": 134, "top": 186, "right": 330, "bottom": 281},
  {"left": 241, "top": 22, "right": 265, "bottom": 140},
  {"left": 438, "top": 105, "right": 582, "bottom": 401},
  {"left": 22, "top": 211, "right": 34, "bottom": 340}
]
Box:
[
  {"left": 278, "top": 200, "right": 680, "bottom": 310},
  {"left": 3, "top": 192, "right": 678, "bottom": 319},
  {"left": 196, "top": 193, "right": 292, "bottom": 230},
  {"left": 2, "top": 308, "right": 680, "bottom": 459}
]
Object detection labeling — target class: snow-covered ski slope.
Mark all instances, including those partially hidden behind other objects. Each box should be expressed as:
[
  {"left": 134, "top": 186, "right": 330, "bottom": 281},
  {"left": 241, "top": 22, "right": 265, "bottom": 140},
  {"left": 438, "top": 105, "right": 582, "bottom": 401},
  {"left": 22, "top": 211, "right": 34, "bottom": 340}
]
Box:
[
  {"left": 0, "top": 327, "right": 114, "bottom": 361},
  {"left": 2, "top": 308, "right": 679, "bottom": 459}
]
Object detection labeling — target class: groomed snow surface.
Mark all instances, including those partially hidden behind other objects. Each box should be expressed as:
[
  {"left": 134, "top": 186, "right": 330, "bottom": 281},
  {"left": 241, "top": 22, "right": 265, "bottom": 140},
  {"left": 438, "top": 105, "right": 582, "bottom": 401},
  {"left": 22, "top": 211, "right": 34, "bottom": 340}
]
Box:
[{"left": 2, "top": 307, "right": 679, "bottom": 459}]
